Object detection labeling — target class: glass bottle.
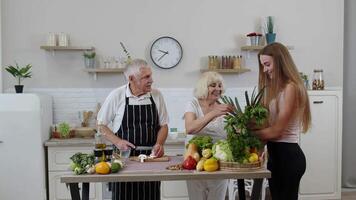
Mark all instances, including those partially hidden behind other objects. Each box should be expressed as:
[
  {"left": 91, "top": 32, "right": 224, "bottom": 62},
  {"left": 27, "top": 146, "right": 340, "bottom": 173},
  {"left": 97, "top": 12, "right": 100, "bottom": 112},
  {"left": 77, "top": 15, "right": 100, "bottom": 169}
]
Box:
[
  {"left": 312, "top": 69, "right": 324, "bottom": 90},
  {"left": 95, "top": 129, "right": 106, "bottom": 149}
]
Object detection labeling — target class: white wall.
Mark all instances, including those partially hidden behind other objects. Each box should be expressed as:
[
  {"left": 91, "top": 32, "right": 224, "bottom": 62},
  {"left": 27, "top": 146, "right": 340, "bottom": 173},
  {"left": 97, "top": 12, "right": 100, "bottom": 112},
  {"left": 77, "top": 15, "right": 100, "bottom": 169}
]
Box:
[{"left": 1, "top": 0, "right": 344, "bottom": 90}]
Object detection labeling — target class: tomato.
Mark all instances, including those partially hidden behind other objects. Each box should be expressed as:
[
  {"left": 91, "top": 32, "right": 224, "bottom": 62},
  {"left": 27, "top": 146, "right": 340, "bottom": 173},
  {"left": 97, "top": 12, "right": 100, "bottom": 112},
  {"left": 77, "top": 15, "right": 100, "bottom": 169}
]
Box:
[{"left": 183, "top": 156, "right": 197, "bottom": 170}]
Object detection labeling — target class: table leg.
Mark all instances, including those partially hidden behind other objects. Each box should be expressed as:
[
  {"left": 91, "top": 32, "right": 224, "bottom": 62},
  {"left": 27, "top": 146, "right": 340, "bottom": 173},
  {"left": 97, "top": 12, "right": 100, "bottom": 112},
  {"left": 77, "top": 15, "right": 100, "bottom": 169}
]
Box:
[
  {"left": 82, "top": 183, "right": 90, "bottom": 200},
  {"left": 237, "top": 179, "right": 246, "bottom": 200},
  {"left": 69, "top": 183, "right": 81, "bottom": 200},
  {"left": 250, "top": 179, "right": 263, "bottom": 200}
]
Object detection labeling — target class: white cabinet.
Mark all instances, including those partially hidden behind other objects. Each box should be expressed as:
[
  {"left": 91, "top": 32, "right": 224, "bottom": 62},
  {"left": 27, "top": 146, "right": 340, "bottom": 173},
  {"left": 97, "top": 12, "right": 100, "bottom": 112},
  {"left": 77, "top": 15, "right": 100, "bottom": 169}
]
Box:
[
  {"left": 299, "top": 90, "right": 342, "bottom": 200},
  {"left": 47, "top": 145, "right": 103, "bottom": 200},
  {"left": 161, "top": 142, "right": 189, "bottom": 200}
]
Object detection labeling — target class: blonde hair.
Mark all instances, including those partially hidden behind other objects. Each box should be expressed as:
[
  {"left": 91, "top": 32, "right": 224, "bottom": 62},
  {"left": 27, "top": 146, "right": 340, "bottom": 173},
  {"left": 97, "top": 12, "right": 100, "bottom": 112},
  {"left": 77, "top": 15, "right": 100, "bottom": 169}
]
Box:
[
  {"left": 194, "top": 72, "right": 225, "bottom": 99},
  {"left": 123, "top": 59, "right": 150, "bottom": 80},
  {"left": 258, "top": 42, "right": 311, "bottom": 133}
]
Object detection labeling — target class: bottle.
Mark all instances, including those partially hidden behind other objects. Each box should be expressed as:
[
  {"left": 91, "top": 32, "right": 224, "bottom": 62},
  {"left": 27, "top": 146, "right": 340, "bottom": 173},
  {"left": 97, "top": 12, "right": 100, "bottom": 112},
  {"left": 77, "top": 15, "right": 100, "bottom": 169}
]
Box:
[
  {"left": 95, "top": 129, "right": 106, "bottom": 149},
  {"left": 312, "top": 69, "right": 324, "bottom": 90}
]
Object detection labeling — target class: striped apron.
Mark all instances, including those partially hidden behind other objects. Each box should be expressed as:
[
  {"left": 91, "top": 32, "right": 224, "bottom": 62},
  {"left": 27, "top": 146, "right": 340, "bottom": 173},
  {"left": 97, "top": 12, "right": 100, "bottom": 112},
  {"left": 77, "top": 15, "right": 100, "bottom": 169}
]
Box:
[{"left": 112, "top": 95, "right": 161, "bottom": 200}]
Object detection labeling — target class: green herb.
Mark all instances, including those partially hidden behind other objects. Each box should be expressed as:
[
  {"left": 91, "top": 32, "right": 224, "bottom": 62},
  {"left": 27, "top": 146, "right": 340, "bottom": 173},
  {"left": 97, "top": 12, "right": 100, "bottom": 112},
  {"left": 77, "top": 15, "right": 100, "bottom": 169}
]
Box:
[
  {"left": 5, "top": 62, "right": 32, "bottom": 85},
  {"left": 58, "top": 122, "right": 71, "bottom": 138},
  {"left": 220, "top": 87, "right": 268, "bottom": 162}
]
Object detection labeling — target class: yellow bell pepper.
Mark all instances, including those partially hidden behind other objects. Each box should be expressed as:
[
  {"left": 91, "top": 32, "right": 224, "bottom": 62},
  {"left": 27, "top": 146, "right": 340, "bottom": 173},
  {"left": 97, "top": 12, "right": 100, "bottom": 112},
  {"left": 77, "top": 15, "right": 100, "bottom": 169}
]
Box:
[{"left": 203, "top": 158, "right": 219, "bottom": 172}]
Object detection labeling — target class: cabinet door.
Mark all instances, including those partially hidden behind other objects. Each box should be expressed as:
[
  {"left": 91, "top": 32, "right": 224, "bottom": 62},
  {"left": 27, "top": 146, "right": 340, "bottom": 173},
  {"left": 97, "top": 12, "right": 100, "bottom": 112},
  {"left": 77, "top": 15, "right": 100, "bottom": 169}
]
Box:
[
  {"left": 299, "top": 95, "right": 338, "bottom": 197},
  {"left": 48, "top": 172, "right": 100, "bottom": 200}
]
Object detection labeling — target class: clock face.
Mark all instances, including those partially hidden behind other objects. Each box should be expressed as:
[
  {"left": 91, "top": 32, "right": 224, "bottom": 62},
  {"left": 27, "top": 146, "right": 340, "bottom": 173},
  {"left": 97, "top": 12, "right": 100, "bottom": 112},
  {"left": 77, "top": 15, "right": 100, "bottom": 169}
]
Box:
[{"left": 150, "top": 36, "right": 183, "bottom": 69}]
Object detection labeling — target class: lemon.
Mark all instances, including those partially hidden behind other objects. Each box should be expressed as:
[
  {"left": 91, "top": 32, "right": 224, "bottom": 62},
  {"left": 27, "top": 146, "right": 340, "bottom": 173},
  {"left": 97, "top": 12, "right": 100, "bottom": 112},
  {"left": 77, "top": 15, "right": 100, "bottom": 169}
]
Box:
[
  {"left": 95, "top": 161, "right": 110, "bottom": 174},
  {"left": 248, "top": 153, "right": 259, "bottom": 163}
]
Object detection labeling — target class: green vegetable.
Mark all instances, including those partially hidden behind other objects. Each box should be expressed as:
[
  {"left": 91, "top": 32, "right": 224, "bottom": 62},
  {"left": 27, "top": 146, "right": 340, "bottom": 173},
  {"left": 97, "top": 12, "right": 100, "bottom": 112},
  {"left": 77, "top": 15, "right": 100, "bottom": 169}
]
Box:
[
  {"left": 212, "top": 140, "right": 234, "bottom": 162},
  {"left": 188, "top": 135, "right": 213, "bottom": 152},
  {"left": 220, "top": 87, "right": 268, "bottom": 162},
  {"left": 69, "top": 152, "right": 95, "bottom": 175},
  {"left": 58, "top": 122, "right": 71, "bottom": 138}
]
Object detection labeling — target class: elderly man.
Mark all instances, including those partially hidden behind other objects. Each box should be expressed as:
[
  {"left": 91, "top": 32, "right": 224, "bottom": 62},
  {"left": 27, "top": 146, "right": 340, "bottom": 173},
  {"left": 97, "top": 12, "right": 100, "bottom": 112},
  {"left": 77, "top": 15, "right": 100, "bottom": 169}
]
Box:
[{"left": 97, "top": 58, "right": 169, "bottom": 200}]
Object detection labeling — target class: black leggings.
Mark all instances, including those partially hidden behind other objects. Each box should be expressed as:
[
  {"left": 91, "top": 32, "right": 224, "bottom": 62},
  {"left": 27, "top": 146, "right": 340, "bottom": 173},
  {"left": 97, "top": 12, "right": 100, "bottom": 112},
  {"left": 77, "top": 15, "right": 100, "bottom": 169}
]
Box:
[{"left": 267, "top": 141, "right": 306, "bottom": 200}]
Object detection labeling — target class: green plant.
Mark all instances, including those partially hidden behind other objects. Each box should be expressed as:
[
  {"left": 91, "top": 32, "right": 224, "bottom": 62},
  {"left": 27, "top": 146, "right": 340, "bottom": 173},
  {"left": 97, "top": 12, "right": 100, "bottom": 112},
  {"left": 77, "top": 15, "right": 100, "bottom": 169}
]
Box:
[
  {"left": 5, "top": 62, "right": 32, "bottom": 85},
  {"left": 58, "top": 122, "right": 71, "bottom": 138},
  {"left": 120, "top": 42, "right": 132, "bottom": 63},
  {"left": 83, "top": 51, "right": 96, "bottom": 59},
  {"left": 266, "top": 16, "right": 274, "bottom": 33},
  {"left": 220, "top": 87, "right": 268, "bottom": 162}
]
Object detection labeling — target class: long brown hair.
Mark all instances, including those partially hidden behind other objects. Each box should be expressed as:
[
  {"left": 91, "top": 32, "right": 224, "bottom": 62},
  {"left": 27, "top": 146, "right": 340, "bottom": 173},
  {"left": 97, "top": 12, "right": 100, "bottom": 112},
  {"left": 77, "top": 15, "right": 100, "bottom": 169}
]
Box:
[{"left": 258, "top": 42, "right": 311, "bottom": 133}]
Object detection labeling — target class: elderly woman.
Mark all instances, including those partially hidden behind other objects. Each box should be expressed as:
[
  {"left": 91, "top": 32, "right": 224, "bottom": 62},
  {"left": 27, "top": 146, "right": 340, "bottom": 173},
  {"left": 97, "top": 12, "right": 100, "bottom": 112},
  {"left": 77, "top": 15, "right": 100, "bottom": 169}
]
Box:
[{"left": 184, "top": 71, "right": 231, "bottom": 200}]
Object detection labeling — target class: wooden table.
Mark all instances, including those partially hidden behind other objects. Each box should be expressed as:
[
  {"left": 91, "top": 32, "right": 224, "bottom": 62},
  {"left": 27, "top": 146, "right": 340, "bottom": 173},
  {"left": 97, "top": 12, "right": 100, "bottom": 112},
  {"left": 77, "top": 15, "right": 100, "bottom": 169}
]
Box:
[{"left": 61, "top": 156, "right": 270, "bottom": 200}]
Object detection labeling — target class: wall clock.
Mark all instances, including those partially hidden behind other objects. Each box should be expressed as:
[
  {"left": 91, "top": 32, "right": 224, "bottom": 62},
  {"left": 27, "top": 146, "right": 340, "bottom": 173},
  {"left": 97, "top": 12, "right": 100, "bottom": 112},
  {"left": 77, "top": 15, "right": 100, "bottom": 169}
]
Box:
[{"left": 150, "top": 36, "right": 183, "bottom": 69}]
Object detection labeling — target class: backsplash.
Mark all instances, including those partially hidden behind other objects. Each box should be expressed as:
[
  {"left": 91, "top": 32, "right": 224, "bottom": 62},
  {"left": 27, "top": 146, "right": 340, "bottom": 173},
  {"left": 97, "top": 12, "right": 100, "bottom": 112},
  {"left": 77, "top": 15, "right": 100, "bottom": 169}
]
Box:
[{"left": 11, "top": 87, "right": 253, "bottom": 132}]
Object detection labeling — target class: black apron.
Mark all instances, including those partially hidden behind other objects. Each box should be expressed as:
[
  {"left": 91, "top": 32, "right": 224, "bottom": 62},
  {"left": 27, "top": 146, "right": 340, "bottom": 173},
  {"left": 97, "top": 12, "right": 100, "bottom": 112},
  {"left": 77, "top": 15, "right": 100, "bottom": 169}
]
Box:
[{"left": 112, "top": 95, "right": 161, "bottom": 200}]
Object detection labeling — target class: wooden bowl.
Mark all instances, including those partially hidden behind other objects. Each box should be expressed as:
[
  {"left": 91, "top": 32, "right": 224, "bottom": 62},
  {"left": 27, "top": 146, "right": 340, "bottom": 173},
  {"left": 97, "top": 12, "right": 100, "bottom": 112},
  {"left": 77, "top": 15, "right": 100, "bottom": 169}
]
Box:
[{"left": 74, "top": 127, "right": 95, "bottom": 138}]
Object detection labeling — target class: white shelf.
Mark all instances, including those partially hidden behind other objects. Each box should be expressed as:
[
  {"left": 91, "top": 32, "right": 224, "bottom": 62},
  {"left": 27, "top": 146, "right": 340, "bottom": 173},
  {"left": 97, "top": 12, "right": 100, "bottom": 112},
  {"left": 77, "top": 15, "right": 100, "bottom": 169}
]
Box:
[
  {"left": 241, "top": 45, "right": 294, "bottom": 51},
  {"left": 40, "top": 46, "right": 94, "bottom": 51},
  {"left": 84, "top": 68, "right": 125, "bottom": 80},
  {"left": 200, "top": 68, "right": 251, "bottom": 74},
  {"left": 83, "top": 68, "right": 125, "bottom": 73}
]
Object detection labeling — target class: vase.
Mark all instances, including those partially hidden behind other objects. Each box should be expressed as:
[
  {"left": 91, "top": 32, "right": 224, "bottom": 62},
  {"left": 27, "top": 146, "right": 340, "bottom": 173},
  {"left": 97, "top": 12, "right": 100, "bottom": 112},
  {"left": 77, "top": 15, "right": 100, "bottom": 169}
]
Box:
[
  {"left": 265, "top": 33, "right": 276, "bottom": 44},
  {"left": 84, "top": 58, "right": 95, "bottom": 68},
  {"left": 15, "top": 85, "right": 24, "bottom": 93}
]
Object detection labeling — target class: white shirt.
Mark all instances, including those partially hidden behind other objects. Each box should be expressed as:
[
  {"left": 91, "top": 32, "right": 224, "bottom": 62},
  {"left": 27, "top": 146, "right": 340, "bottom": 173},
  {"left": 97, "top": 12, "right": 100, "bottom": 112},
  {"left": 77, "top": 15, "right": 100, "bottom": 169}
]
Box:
[
  {"left": 184, "top": 98, "right": 227, "bottom": 143},
  {"left": 97, "top": 84, "right": 169, "bottom": 133}
]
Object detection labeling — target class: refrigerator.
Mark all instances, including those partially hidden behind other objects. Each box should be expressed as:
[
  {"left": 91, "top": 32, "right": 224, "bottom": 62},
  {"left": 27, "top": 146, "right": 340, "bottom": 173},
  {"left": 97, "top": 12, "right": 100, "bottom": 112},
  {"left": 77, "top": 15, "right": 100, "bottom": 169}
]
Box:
[{"left": 0, "top": 94, "right": 53, "bottom": 200}]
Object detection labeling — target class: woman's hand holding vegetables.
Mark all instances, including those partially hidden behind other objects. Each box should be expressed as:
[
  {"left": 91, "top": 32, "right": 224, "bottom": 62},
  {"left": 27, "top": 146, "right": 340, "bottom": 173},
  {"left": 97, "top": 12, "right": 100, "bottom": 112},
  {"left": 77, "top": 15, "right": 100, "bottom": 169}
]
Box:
[{"left": 212, "top": 104, "right": 233, "bottom": 117}]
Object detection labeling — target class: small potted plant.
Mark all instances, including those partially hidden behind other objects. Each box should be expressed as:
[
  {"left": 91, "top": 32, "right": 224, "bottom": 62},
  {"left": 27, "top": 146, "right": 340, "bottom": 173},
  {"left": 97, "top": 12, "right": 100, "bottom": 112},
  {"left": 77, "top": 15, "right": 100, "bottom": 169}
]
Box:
[
  {"left": 5, "top": 62, "right": 32, "bottom": 93},
  {"left": 83, "top": 51, "right": 96, "bottom": 68},
  {"left": 265, "top": 16, "right": 276, "bottom": 44}
]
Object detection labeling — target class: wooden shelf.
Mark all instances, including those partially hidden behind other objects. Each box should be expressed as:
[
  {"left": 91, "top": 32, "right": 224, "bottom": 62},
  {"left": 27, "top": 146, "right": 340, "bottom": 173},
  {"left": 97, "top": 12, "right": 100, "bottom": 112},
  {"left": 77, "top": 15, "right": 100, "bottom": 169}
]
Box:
[
  {"left": 200, "top": 68, "right": 251, "bottom": 74},
  {"left": 241, "top": 45, "right": 294, "bottom": 51},
  {"left": 83, "top": 68, "right": 125, "bottom": 73},
  {"left": 40, "top": 46, "right": 95, "bottom": 51}
]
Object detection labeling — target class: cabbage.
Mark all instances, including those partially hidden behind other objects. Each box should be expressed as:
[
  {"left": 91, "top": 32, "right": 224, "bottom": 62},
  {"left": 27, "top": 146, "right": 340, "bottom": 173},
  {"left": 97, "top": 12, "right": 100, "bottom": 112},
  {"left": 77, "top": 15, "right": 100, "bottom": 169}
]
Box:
[{"left": 212, "top": 140, "right": 234, "bottom": 162}]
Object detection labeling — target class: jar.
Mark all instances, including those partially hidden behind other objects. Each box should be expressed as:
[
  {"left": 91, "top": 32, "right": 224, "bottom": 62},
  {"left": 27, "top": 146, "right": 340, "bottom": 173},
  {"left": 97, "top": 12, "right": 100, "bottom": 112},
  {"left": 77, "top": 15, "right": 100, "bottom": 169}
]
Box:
[
  {"left": 104, "top": 148, "right": 113, "bottom": 162},
  {"left": 94, "top": 149, "right": 105, "bottom": 163},
  {"left": 312, "top": 69, "right": 324, "bottom": 90}
]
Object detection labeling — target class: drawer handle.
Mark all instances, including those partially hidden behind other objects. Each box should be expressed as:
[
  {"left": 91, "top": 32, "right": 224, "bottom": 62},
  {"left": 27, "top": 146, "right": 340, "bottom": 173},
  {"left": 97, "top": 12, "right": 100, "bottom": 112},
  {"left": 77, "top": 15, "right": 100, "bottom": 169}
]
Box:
[
  {"left": 313, "top": 101, "right": 324, "bottom": 104},
  {"left": 0, "top": 141, "right": 3, "bottom": 143}
]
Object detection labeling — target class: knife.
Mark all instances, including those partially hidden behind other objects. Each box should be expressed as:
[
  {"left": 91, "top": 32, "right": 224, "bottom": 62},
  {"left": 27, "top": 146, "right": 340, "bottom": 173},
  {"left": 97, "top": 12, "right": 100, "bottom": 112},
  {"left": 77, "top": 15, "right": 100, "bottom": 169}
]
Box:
[{"left": 134, "top": 146, "right": 153, "bottom": 151}]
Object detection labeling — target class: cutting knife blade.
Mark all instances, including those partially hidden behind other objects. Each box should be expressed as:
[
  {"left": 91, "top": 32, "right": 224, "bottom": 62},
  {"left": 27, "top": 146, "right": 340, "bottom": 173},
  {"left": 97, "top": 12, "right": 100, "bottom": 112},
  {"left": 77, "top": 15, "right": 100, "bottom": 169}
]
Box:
[{"left": 134, "top": 146, "right": 153, "bottom": 150}]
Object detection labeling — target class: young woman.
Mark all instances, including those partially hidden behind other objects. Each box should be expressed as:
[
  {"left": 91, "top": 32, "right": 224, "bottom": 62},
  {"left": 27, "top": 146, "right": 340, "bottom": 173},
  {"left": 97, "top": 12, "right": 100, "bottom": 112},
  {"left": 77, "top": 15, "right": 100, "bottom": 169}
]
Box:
[
  {"left": 184, "top": 72, "right": 232, "bottom": 200},
  {"left": 253, "top": 42, "right": 311, "bottom": 200}
]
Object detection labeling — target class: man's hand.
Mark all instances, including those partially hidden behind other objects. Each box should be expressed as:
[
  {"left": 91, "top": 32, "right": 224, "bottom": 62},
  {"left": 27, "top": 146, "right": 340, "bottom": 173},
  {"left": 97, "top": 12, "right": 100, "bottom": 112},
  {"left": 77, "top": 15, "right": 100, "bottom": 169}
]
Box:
[
  {"left": 152, "top": 144, "right": 164, "bottom": 158},
  {"left": 114, "top": 139, "right": 135, "bottom": 150}
]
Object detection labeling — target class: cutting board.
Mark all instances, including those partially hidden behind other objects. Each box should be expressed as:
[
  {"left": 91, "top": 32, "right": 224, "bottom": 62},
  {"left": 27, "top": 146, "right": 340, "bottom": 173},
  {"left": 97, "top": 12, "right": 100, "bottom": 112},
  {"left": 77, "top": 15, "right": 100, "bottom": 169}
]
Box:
[{"left": 130, "top": 156, "right": 171, "bottom": 162}]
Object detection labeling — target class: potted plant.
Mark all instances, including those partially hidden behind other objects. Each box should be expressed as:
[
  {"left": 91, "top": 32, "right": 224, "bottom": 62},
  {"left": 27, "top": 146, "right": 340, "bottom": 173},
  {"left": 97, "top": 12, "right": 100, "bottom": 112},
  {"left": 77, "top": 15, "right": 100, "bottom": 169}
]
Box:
[
  {"left": 83, "top": 51, "right": 96, "bottom": 68},
  {"left": 5, "top": 62, "right": 32, "bottom": 93},
  {"left": 265, "top": 16, "right": 276, "bottom": 44}
]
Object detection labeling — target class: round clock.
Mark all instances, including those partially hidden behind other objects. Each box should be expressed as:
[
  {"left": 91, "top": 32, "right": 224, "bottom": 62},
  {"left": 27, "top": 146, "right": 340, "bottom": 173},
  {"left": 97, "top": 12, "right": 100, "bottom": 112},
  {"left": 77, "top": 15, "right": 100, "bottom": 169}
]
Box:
[{"left": 150, "top": 36, "right": 183, "bottom": 69}]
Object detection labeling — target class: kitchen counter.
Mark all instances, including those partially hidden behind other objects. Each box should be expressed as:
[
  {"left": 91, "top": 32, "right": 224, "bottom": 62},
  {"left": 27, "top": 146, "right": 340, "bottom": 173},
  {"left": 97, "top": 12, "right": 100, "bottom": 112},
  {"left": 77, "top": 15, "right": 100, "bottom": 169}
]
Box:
[
  {"left": 44, "top": 137, "right": 185, "bottom": 147},
  {"left": 61, "top": 156, "right": 270, "bottom": 200}
]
